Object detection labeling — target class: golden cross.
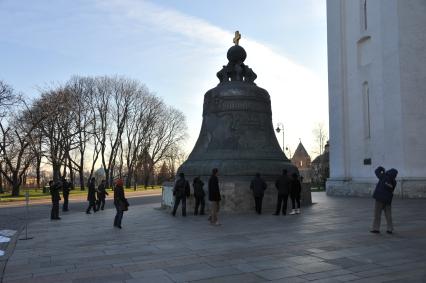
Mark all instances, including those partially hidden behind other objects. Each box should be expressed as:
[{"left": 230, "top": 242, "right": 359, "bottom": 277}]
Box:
[{"left": 233, "top": 30, "right": 241, "bottom": 45}]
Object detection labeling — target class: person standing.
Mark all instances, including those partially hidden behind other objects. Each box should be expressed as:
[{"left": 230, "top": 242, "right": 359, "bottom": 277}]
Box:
[
  {"left": 289, "top": 173, "right": 302, "bottom": 215},
  {"left": 172, "top": 173, "right": 190, "bottom": 217},
  {"left": 371, "top": 166, "right": 398, "bottom": 234},
  {"left": 274, "top": 169, "right": 291, "bottom": 215},
  {"left": 49, "top": 180, "right": 61, "bottom": 220},
  {"left": 86, "top": 177, "right": 97, "bottom": 214},
  {"left": 250, "top": 173, "right": 267, "bottom": 214},
  {"left": 113, "top": 179, "right": 128, "bottom": 229},
  {"left": 193, "top": 176, "right": 205, "bottom": 215},
  {"left": 208, "top": 168, "right": 221, "bottom": 225},
  {"left": 96, "top": 179, "right": 108, "bottom": 211},
  {"left": 62, "top": 177, "right": 71, "bottom": 212}
]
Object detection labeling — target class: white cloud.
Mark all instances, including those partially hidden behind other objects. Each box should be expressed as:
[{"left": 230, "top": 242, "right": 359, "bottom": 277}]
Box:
[{"left": 96, "top": 0, "right": 329, "bottom": 158}]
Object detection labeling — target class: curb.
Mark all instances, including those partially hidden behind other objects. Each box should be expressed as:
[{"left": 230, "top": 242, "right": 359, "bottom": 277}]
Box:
[{"left": 0, "top": 225, "right": 22, "bottom": 283}]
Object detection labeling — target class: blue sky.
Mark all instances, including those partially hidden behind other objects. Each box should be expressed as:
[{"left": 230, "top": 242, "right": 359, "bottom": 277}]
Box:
[{"left": 0, "top": 0, "right": 328, "bottom": 158}]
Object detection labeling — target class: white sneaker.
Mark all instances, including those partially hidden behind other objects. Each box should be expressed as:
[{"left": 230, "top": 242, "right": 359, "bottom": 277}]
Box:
[
  {"left": 296, "top": 209, "right": 301, "bottom": 214},
  {"left": 289, "top": 209, "right": 296, "bottom": 215}
]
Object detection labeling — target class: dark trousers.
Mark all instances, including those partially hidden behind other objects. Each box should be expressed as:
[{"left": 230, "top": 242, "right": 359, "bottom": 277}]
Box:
[
  {"left": 291, "top": 195, "right": 300, "bottom": 209},
  {"left": 275, "top": 194, "right": 289, "bottom": 215},
  {"left": 372, "top": 201, "right": 393, "bottom": 231},
  {"left": 62, "top": 194, "right": 69, "bottom": 211},
  {"left": 114, "top": 204, "right": 124, "bottom": 227},
  {"left": 96, "top": 197, "right": 106, "bottom": 210},
  {"left": 254, "top": 196, "right": 263, "bottom": 214},
  {"left": 172, "top": 196, "right": 186, "bottom": 216},
  {"left": 86, "top": 201, "right": 97, "bottom": 213},
  {"left": 51, "top": 201, "right": 60, "bottom": 219},
  {"left": 194, "top": 196, "right": 205, "bottom": 215}
]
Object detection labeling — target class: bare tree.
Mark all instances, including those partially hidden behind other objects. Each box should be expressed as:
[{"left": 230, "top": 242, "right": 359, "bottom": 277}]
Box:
[
  {"left": 141, "top": 105, "right": 187, "bottom": 187},
  {"left": 124, "top": 90, "right": 161, "bottom": 188},
  {"left": 32, "top": 87, "right": 79, "bottom": 182},
  {"left": 312, "top": 123, "right": 328, "bottom": 157},
  {"left": 0, "top": 81, "right": 20, "bottom": 116},
  {"left": 2, "top": 76, "right": 188, "bottom": 194},
  {"left": 0, "top": 107, "right": 44, "bottom": 196},
  {"left": 29, "top": 128, "right": 43, "bottom": 189},
  {"left": 93, "top": 76, "right": 137, "bottom": 187},
  {"left": 64, "top": 76, "right": 96, "bottom": 190},
  {"left": 0, "top": 81, "right": 43, "bottom": 195}
]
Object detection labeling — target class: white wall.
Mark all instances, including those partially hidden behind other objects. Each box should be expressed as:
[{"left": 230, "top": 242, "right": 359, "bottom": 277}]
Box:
[{"left": 326, "top": 0, "right": 426, "bottom": 197}]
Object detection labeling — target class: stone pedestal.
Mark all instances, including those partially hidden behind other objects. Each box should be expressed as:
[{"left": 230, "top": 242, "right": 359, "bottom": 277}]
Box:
[
  {"left": 162, "top": 179, "right": 311, "bottom": 214},
  {"left": 327, "top": 178, "right": 426, "bottom": 199}
]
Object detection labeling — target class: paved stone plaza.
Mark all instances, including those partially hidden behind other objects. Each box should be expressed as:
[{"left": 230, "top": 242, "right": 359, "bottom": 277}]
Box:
[{"left": 2, "top": 193, "right": 426, "bottom": 283}]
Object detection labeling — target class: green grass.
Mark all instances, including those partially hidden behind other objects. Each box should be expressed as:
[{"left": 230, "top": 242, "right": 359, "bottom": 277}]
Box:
[
  {"left": 310, "top": 187, "right": 326, "bottom": 192},
  {"left": 0, "top": 185, "right": 162, "bottom": 202}
]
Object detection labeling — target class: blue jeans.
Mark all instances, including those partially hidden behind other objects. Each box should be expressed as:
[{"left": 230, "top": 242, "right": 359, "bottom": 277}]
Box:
[{"left": 114, "top": 204, "right": 124, "bottom": 227}]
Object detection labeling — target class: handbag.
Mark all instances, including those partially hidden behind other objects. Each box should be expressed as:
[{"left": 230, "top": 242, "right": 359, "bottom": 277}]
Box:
[{"left": 119, "top": 199, "right": 129, "bottom": 211}]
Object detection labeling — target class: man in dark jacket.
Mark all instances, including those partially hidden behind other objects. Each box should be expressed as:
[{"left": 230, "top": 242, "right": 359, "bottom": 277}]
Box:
[
  {"left": 371, "top": 166, "right": 398, "bottom": 234},
  {"left": 208, "top": 168, "right": 221, "bottom": 225},
  {"left": 114, "top": 179, "right": 127, "bottom": 229},
  {"left": 62, "top": 177, "right": 71, "bottom": 212},
  {"left": 50, "top": 180, "right": 61, "bottom": 220},
  {"left": 250, "top": 173, "right": 267, "bottom": 214},
  {"left": 289, "top": 173, "right": 302, "bottom": 215},
  {"left": 86, "top": 177, "right": 97, "bottom": 214},
  {"left": 172, "top": 173, "right": 190, "bottom": 217},
  {"left": 193, "top": 177, "right": 205, "bottom": 215},
  {"left": 96, "top": 179, "right": 108, "bottom": 211},
  {"left": 274, "top": 169, "right": 291, "bottom": 215}
]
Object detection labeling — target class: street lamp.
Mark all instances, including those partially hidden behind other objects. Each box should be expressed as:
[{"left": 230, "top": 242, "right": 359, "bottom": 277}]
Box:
[{"left": 275, "top": 123, "right": 284, "bottom": 152}]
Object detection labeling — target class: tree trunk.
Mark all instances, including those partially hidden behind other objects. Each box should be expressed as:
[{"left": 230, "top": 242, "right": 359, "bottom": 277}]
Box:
[
  {"left": 36, "top": 158, "right": 41, "bottom": 190},
  {"left": 69, "top": 159, "right": 75, "bottom": 189},
  {"left": 62, "top": 159, "right": 67, "bottom": 179},
  {"left": 144, "top": 175, "right": 150, "bottom": 189},
  {"left": 11, "top": 174, "right": 20, "bottom": 197},
  {"left": 125, "top": 168, "right": 132, "bottom": 188},
  {"left": 105, "top": 169, "right": 110, "bottom": 189},
  {"left": 0, "top": 162, "right": 4, "bottom": 193},
  {"left": 52, "top": 163, "right": 61, "bottom": 182},
  {"left": 79, "top": 168, "right": 85, "bottom": 191}
]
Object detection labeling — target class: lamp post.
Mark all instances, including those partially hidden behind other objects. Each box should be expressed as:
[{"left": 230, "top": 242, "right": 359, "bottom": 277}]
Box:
[{"left": 275, "top": 123, "right": 284, "bottom": 152}]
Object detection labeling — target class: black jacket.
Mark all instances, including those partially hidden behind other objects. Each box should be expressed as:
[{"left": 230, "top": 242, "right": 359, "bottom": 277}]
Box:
[
  {"left": 114, "top": 185, "right": 125, "bottom": 204},
  {"left": 193, "top": 178, "right": 205, "bottom": 198},
  {"left": 275, "top": 174, "right": 291, "bottom": 195},
  {"left": 87, "top": 180, "right": 96, "bottom": 202},
  {"left": 114, "top": 185, "right": 128, "bottom": 210},
  {"left": 173, "top": 177, "right": 190, "bottom": 198},
  {"left": 208, "top": 175, "right": 221, "bottom": 201},
  {"left": 373, "top": 166, "right": 398, "bottom": 204},
  {"left": 250, "top": 176, "right": 267, "bottom": 197},
  {"left": 62, "top": 180, "right": 71, "bottom": 196},
  {"left": 97, "top": 183, "right": 108, "bottom": 199},
  {"left": 50, "top": 182, "right": 61, "bottom": 203}
]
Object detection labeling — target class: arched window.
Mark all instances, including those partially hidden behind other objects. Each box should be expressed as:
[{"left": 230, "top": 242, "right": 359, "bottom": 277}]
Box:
[
  {"left": 360, "top": 0, "right": 368, "bottom": 31},
  {"left": 362, "top": 82, "right": 371, "bottom": 139}
]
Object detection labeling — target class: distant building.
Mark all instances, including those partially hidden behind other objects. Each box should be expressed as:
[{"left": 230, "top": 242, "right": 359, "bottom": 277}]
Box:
[
  {"left": 311, "top": 141, "right": 330, "bottom": 185},
  {"left": 291, "top": 141, "right": 311, "bottom": 182}
]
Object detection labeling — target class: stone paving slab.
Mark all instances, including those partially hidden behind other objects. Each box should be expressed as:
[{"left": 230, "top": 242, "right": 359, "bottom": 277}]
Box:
[{"left": 2, "top": 193, "right": 426, "bottom": 282}]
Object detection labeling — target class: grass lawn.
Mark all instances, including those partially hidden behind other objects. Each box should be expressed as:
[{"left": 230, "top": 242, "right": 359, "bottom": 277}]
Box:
[{"left": 0, "top": 186, "right": 162, "bottom": 202}]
